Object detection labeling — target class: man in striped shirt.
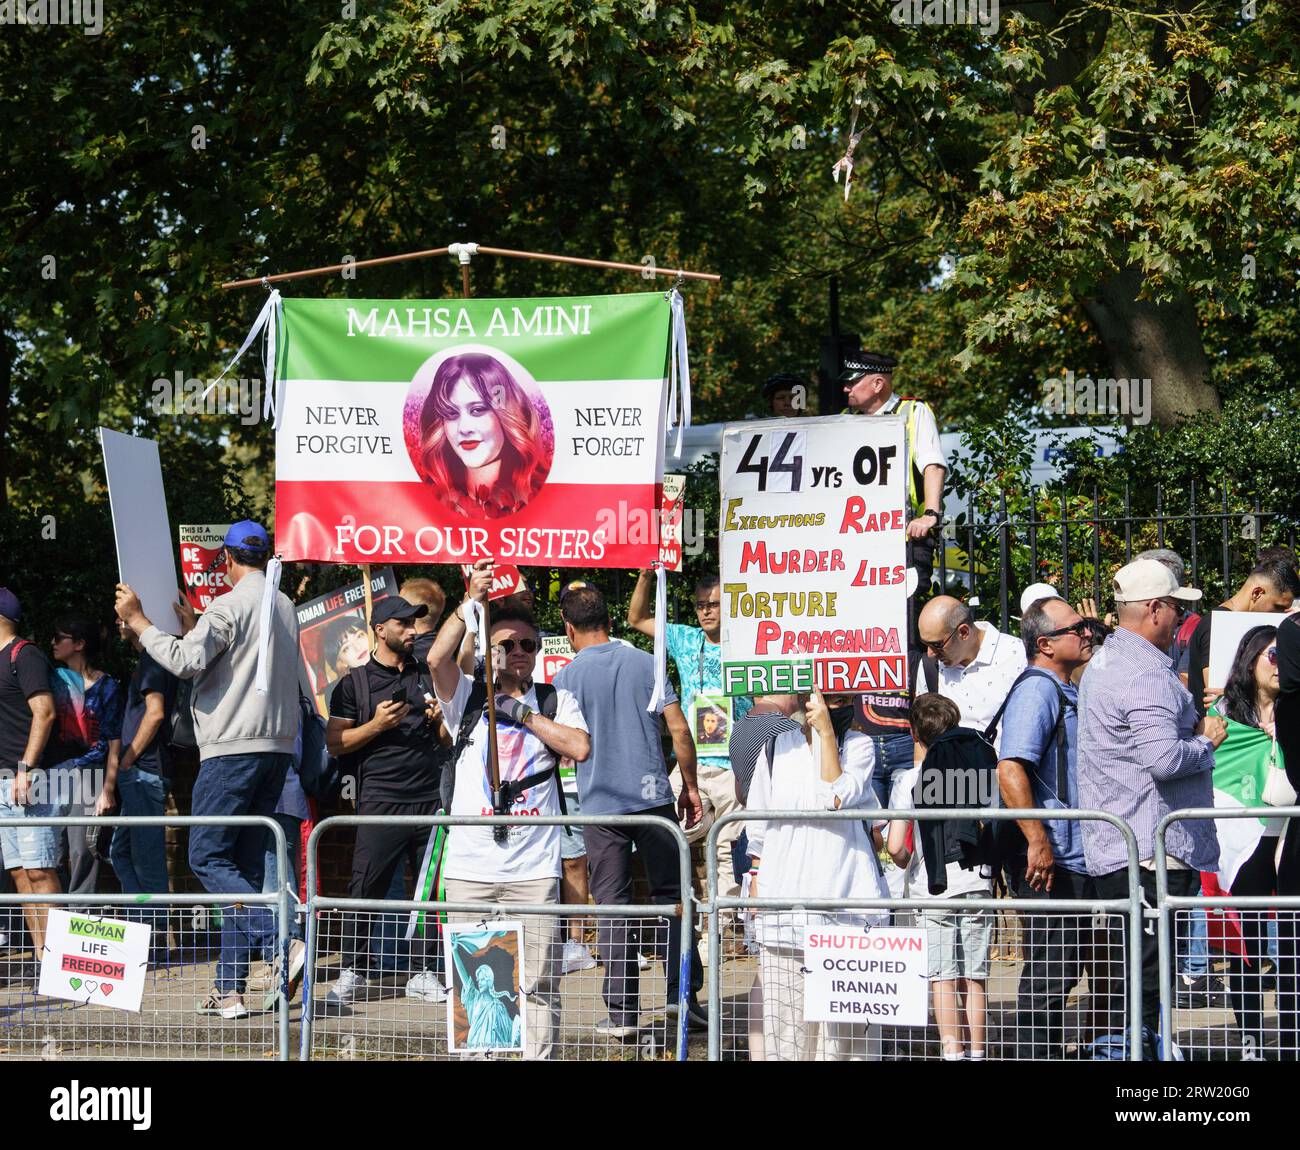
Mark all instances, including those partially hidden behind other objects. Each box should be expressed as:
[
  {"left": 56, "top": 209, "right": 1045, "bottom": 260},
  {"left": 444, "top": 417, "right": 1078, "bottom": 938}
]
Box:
[{"left": 1078, "top": 559, "right": 1227, "bottom": 1035}]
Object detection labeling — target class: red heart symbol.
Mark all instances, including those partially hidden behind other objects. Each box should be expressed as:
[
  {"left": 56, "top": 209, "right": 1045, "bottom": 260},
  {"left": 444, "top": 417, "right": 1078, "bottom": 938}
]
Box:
[{"left": 101, "top": 984, "right": 113, "bottom": 996}]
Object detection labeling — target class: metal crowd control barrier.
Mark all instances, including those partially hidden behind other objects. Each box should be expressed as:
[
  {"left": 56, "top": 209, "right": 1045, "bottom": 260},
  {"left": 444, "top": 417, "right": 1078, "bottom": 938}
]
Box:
[
  {"left": 705, "top": 808, "right": 1144, "bottom": 1062},
  {"left": 1156, "top": 806, "right": 1300, "bottom": 1062},
  {"left": 303, "top": 814, "right": 694, "bottom": 1061},
  {"left": 0, "top": 815, "right": 290, "bottom": 1060}
]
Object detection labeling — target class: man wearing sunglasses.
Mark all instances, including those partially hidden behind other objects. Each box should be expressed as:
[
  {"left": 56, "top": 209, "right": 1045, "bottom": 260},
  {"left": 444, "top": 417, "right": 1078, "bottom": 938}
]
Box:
[
  {"left": 326, "top": 595, "right": 449, "bottom": 1008},
  {"left": 916, "top": 595, "right": 1027, "bottom": 746},
  {"left": 429, "top": 558, "right": 591, "bottom": 1060},
  {"left": 1078, "top": 559, "right": 1227, "bottom": 1042},
  {"left": 993, "top": 597, "right": 1096, "bottom": 1058}
]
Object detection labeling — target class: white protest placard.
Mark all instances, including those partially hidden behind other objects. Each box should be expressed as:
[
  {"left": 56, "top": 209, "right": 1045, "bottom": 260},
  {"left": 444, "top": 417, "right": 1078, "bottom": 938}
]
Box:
[
  {"left": 100, "top": 428, "right": 181, "bottom": 636},
  {"left": 1207, "top": 609, "right": 1292, "bottom": 690},
  {"left": 719, "top": 415, "right": 909, "bottom": 695},
  {"left": 802, "top": 925, "right": 928, "bottom": 1026},
  {"left": 532, "top": 634, "right": 574, "bottom": 685},
  {"left": 38, "top": 910, "right": 150, "bottom": 1012}
]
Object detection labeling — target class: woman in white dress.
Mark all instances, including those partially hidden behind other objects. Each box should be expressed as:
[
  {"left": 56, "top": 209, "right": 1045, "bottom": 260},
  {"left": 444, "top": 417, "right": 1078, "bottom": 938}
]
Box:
[{"left": 747, "top": 689, "right": 889, "bottom": 1061}]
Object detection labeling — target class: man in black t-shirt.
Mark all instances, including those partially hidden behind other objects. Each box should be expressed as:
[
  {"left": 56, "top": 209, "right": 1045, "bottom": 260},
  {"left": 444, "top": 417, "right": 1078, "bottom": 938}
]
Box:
[
  {"left": 0, "top": 588, "right": 60, "bottom": 964},
  {"left": 1187, "top": 555, "right": 1299, "bottom": 717},
  {"left": 97, "top": 618, "right": 176, "bottom": 925},
  {"left": 324, "top": 596, "right": 452, "bottom": 1006}
]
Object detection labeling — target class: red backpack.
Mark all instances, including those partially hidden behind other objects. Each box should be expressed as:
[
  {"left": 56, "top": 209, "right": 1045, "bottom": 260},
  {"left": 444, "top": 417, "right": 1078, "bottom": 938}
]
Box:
[
  {"left": 6, "top": 638, "right": 30, "bottom": 678},
  {"left": 1175, "top": 611, "right": 1201, "bottom": 653}
]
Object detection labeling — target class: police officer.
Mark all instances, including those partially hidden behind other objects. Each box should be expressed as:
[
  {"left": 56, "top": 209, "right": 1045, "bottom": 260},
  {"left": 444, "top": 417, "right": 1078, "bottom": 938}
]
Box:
[{"left": 841, "top": 349, "right": 947, "bottom": 599}]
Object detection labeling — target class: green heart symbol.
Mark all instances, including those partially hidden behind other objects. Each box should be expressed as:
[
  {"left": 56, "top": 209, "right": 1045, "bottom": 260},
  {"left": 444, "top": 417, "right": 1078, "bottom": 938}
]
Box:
[{"left": 69, "top": 978, "right": 82, "bottom": 991}]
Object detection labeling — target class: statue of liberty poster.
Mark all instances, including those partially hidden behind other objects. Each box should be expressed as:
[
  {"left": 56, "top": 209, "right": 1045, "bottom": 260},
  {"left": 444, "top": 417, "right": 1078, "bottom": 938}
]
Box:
[{"left": 445, "top": 922, "right": 526, "bottom": 1054}]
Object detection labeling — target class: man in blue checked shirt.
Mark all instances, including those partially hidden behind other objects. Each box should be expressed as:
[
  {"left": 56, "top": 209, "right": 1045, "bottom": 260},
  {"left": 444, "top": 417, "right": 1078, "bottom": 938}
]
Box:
[
  {"left": 996, "top": 596, "right": 1095, "bottom": 1059},
  {"left": 1078, "top": 559, "right": 1227, "bottom": 1036}
]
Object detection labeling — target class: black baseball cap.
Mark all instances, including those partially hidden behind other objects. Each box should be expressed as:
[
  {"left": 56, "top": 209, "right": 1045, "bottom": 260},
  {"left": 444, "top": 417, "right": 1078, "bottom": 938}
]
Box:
[
  {"left": 370, "top": 597, "right": 429, "bottom": 626},
  {"left": 761, "top": 372, "right": 805, "bottom": 399},
  {"left": 838, "top": 349, "right": 897, "bottom": 383}
]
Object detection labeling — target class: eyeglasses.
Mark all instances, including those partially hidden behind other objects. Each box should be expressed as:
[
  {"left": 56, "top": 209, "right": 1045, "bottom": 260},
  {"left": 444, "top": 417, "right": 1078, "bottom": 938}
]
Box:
[
  {"left": 695, "top": 600, "right": 720, "bottom": 612},
  {"left": 52, "top": 633, "right": 74, "bottom": 643},
  {"left": 1266, "top": 646, "right": 1278, "bottom": 666},
  {"left": 922, "top": 623, "right": 964, "bottom": 655},
  {"left": 1158, "top": 598, "right": 1187, "bottom": 621},
  {"left": 494, "top": 638, "right": 538, "bottom": 655},
  {"left": 1042, "top": 621, "right": 1089, "bottom": 640}
]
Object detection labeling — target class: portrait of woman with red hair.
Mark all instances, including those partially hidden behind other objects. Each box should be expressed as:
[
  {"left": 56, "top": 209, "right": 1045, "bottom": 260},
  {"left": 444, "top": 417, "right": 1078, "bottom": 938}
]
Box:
[{"left": 414, "top": 352, "right": 551, "bottom": 519}]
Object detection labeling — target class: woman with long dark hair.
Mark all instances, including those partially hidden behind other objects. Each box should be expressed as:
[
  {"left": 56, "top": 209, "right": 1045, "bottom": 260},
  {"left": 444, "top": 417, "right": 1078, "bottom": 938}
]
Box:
[
  {"left": 417, "top": 353, "right": 549, "bottom": 519},
  {"left": 1211, "top": 624, "right": 1290, "bottom": 1054}
]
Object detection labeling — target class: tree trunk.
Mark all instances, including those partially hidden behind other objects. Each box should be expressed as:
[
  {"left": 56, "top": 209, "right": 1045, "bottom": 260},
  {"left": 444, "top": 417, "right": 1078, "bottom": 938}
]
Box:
[
  {"left": 0, "top": 332, "right": 9, "bottom": 513},
  {"left": 1082, "top": 265, "right": 1220, "bottom": 426}
]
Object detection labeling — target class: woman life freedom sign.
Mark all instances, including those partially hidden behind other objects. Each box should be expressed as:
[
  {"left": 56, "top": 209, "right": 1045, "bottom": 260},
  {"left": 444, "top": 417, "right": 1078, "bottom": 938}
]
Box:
[
  {"left": 273, "top": 292, "right": 676, "bottom": 568},
  {"left": 719, "top": 416, "right": 909, "bottom": 696}
]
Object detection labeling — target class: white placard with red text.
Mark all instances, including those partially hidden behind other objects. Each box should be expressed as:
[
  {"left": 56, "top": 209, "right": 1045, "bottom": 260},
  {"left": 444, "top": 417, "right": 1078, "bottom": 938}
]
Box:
[
  {"left": 801, "top": 926, "right": 928, "bottom": 1026},
  {"left": 719, "top": 415, "right": 908, "bottom": 695}
]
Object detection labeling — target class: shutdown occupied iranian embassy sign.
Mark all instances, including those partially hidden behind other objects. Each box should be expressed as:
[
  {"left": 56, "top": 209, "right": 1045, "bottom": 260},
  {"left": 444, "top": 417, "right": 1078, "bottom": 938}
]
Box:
[
  {"left": 274, "top": 293, "right": 675, "bottom": 567},
  {"left": 719, "top": 415, "right": 908, "bottom": 695}
]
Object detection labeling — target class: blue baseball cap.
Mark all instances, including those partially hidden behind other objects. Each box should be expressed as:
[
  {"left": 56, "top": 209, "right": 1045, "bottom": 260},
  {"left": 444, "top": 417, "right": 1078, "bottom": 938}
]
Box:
[
  {"left": 0, "top": 588, "right": 20, "bottom": 623},
  {"left": 223, "top": 520, "right": 271, "bottom": 554}
]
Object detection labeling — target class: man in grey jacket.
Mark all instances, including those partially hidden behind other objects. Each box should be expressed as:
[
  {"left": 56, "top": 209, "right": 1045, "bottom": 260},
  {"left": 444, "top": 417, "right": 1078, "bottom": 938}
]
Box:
[{"left": 115, "top": 520, "right": 300, "bottom": 1019}]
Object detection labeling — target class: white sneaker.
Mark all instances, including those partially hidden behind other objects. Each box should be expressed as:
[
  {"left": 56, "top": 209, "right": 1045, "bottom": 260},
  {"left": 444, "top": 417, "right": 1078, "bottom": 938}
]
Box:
[
  {"left": 562, "top": 940, "right": 597, "bottom": 974},
  {"left": 405, "top": 969, "right": 448, "bottom": 1003},
  {"left": 324, "top": 967, "right": 368, "bottom": 1006},
  {"left": 637, "top": 952, "right": 652, "bottom": 971}
]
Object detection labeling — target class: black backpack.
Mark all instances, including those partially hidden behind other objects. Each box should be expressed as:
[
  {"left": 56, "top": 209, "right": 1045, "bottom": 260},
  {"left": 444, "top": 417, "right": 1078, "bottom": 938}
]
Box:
[
  {"left": 169, "top": 678, "right": 197, "bottom": 749},
  {"left": 439, "top": 680, "right": 566, "bottom": 823},
  {"left": 297, "top": 694, "right": 340, "bottom": 800}
]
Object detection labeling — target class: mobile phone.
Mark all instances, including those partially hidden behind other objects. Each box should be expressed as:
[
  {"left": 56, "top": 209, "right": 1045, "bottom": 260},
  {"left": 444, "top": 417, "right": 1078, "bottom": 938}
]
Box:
[{"left": 390, "top": 689, "right": 407, "bottom": 706}]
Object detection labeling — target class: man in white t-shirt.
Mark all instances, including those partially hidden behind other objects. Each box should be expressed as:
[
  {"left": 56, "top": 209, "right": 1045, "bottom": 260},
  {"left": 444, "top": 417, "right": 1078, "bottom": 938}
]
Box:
[
  {"left": 428, "top": 559, "right": 591, "bottom": 1060},
  {"left": 917, "top": 596, "right": 1027, "bottom": 750}
]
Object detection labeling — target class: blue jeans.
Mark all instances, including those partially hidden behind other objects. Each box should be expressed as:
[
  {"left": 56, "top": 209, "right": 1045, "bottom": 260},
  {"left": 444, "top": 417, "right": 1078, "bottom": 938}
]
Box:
[
  {"left": 109, "top": 767, "right": 169, "bottom": 943},
  {"left": 261, "top": 813, "right": 304, "bottom": 949},
  {"left": 1181, "top": 907, "right": 1209, "bottom": 977},
  {"left": 188, "top": 753, "right": 291, "bottom": 995},
  {"left": 868, "top": 732, "right": 917, "bottom": 810}
]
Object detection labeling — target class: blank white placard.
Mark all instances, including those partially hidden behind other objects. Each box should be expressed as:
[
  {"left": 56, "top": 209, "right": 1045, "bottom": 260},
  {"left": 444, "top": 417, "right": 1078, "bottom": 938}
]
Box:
[
  {"left": 99, "top": 428, "right": 181, "bottom": 636},
  {"left": 1206, "top": 608, "right": 1290, "bottom": 690}
]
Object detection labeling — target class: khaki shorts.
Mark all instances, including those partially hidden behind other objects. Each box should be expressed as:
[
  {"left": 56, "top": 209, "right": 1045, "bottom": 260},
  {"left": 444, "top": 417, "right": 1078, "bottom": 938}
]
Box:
[{"left": 923, "top": 895, "right": 993, "bottom": 980}]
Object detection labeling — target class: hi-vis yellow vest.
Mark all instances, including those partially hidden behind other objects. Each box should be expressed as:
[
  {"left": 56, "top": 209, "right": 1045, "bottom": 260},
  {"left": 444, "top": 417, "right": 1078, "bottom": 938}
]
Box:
[{"left": 842, "top": 398, "right": 928, "bottom": 517}]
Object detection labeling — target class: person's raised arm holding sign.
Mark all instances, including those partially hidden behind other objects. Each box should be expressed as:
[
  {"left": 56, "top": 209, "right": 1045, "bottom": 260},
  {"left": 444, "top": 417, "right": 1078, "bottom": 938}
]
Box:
[{"left": 629, "top": 567, "right": 753, "bottom": 906}]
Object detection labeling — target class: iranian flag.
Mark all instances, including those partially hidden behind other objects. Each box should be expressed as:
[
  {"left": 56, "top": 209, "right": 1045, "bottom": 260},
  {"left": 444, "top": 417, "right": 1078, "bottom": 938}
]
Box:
[{"left": 1209, "top": 716, "right": 1285, "bottom": 890}]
